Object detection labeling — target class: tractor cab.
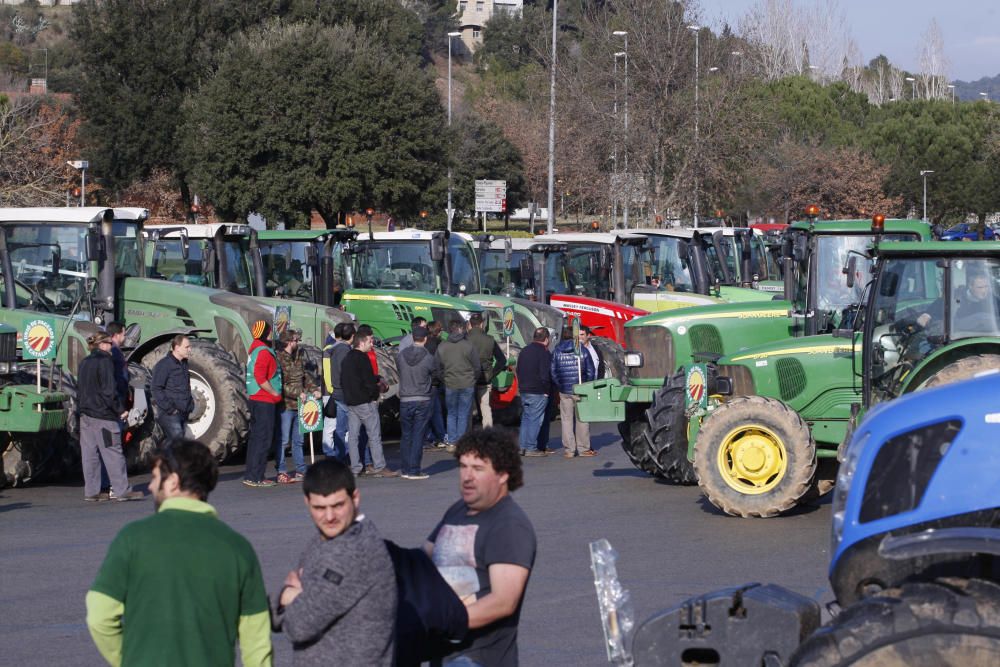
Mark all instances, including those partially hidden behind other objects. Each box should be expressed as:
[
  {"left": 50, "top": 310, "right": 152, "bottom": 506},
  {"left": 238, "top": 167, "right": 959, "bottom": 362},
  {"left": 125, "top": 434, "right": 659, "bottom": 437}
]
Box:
[{"left": 354, "top": 229, "right": 480, "bottom": 297}]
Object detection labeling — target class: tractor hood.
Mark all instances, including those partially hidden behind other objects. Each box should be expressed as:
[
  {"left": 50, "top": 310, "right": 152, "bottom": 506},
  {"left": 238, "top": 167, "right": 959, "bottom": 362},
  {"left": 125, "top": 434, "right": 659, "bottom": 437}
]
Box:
[{"left": 341, "top": 289, "right": 483, "bottom": 313}]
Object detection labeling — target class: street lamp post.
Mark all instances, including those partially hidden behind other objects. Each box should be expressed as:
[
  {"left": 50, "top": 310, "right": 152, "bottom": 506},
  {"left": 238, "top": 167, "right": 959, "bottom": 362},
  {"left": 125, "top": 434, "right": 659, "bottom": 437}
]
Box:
[
  {"left": 730, "top": 51, "right": 742, "bottom": 76},
  {"left": 947, "top": 84, "right": 956, "bottom": 105},
  {"left": 611, "top": 52, "right": 621, "bottom": 227},
  {"left": 613, "top": 31, "right": 629, "bottom": 228},
  {"left": 688, "top": 24, "right": 700, "bottom": 228},
  {"left": 905, "top": 76, "right": 916, "bottom": 100},
  {"left": 67, "top": 160, "right": 88, "bottom": 206},
  {"left": 981, "top": 92, "right": 990, "bottom": 102},
  {"left": 920, "top": 170, "right": 934, "bottom": 222},
  {"left": 547, "top": 0, "right": 559, "bottom": 234},
  {"left": 446, "top": 31, "right": 461, "bottom": 231}
]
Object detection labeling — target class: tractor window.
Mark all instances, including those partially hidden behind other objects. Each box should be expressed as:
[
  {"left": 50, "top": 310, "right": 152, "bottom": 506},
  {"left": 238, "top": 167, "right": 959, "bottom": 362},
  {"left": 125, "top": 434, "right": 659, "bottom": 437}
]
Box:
[
  {"left": 148, "top": 239, "right": 208, "bottom": 286},
  {"left": 815, "top": 236, "right": 873, "bottom": 312},
  {"left": 219, "top": 241, "right": 253, "bottom": 295},
  {"left": 480, "top": 249, "right": 531, "bottom": 297},
  {"left": 351, "top": 241, "right": 436, "bottom": 292},
  {"left": 562, "top": 244, "right": 604, "bottom": 299},
  {"left": 620, "top": 243, "right": 649, "bottom": 297},
  {"left": 750, "top": 234, "right": 781, "bottom": 281},
  {"left": 645, "top": 236, "right": 694, "bottom": 292},
  {"left": 112, "top": 222, "right": 142, "bottom": 278},
  {"left": 259, "top": 241, "right": 313, "bottom": 302},
  {"left": 703, "top": 240, "right": 727, "bottom": 283},
  {"left": 6, "top": 223, "right": 89, "bottom": 315},
  {"left": 949, "top": 259, "right": 1000, "bottom": 339},
  {"left": 449, "top": 236, "right": 481, "bottom": 294}
]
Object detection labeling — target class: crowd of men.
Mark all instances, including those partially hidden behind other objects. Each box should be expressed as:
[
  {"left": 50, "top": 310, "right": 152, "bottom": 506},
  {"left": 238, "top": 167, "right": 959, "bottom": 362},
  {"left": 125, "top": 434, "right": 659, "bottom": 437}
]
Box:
[{"left": 74, "top": 310, "right": 614, "bottom": 665}]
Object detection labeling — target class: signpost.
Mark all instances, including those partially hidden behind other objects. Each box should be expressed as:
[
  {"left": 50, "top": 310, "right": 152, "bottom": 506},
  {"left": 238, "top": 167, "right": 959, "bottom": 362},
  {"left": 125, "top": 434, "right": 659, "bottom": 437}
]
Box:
[
  {"left": 475, "top": 179, "right": 507, "bottom": 233},
  {"left": 572, "top": 316, "right": 581, "bottom": 383},
  {"left": 298, "top": 395, "right": 324, "bottom": 463},
  {"left": 23, "top": 319, "right": 56, "bottom": 393}
]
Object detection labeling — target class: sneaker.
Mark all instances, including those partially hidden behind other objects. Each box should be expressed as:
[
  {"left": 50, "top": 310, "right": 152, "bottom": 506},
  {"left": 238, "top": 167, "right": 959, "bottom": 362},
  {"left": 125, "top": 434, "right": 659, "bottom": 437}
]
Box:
[
  {"left": 360, "top": 464, "right": 377, "bottom": 477},
  {"left": 242, "top": 479, "right": 258, "bottom": 488},
  {"left": 277, "top": 472, "right": 296, "bottom": 484},
  {"left": 368, "top": 468, "right": 401, "bottom": 478},
  {"left": 256, "top": 479, "right": 277, "bottom": 488},
  {"left": 84, "top": 494, "right": 105, "bottom": 502},
  {"left": 445, "top": 444, "right": 457, "bottom": 453},
  {"left": 110, "top": 490, "right": 144, "bottom": 502},
  {"left": 293, "top": 472, "right": 306, "bottom": 482},
  {"left": 433, "top": 441, "right": 449, "bottom": 449},
  {"left": 563, "top": 451, "right": 576, "bottom": 459},
  {"left": 401, "top": 472, "right": 430, "bottom": 480},
  {"left": 523, "top": 449, "right": 548, "bottom": 457},
  {"left": 579, "top": 450, "right": 598, "bottom": 457}
]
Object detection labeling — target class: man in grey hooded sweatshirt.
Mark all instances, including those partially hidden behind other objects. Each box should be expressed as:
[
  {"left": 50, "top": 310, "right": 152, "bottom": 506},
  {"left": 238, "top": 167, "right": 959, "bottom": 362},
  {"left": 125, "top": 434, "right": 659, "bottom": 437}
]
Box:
[
  {"left": 397, "top": 326, "right": 440, "bottom": 480},
  {"left": 436, "top": 319, "right": 480, "bottom": 448}
]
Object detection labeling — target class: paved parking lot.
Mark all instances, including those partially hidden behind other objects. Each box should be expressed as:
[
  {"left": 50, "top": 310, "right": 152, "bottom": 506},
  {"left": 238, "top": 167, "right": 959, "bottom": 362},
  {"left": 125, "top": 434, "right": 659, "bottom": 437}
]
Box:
[{"left": 0, "top": 424, "right": 833, "bottom": 665}]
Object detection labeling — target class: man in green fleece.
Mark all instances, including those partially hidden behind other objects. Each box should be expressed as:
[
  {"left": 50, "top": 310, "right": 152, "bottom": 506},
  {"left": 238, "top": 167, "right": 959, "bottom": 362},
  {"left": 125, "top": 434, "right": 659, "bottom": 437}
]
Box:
[{"left": 86, "top": 441, "right": 272, "bottom": 666}]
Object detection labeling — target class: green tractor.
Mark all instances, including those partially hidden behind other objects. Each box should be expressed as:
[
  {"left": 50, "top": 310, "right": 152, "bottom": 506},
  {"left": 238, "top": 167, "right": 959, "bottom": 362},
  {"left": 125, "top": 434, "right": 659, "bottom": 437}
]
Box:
[
  {"left": 682, "top": 238, "right": 1000, "bottom": 518},
  {"left": 0, "top": 322, "right": 69, "bottom": 487},
  {"left": 575, "top": 216, "right": 931, "bottom": 485},
  {"left": 0, "top": 207, "right": 264, "bottom": 468}
]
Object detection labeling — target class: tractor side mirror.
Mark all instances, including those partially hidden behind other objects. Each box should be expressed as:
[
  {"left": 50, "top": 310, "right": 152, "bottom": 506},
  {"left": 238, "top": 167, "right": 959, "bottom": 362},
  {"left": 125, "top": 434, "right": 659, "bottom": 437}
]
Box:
[
  {"left": 202, "top": 245, "right": 216, "bottom": 276},
  {"left": 792, "top": 234, "right": 808, "bottom": 263},
  {"left": 519, "top": 256, "right": 535, "bottom": 287},
  {"left": 305, "top": 244, "right": 318, "bottom": 267},
  {"left": 51, "top": 249, "right": 61, "bottom": 276},
  {"left": 845, "top": 256, "right": 857, "bottom": 289},
  {"left": 431, "top": 233, "right": 446, "bottom": 262},
  {"left": 677, "top": 240, "right": 690, "bottom": 261},
  {"left": 504, "top": 237, "right": 512, "bottom": 262},
  {"left": 86, "top": 225, "right": 102, "bottom": 262}
]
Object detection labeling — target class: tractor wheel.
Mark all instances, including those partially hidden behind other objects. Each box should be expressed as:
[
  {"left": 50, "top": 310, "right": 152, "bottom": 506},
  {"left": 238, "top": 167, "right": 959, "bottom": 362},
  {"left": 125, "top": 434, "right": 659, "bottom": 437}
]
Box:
[
  {"left": 923, "top": 354, "right": 1000, "bottom": 390},
  {"left": 123, "top": 363, "right": 161, "bottom": 473},
  {"left": 6, "top": 364, "right": 79, "bottom": 484},
  {"left": 373, "top": 344, "right": 400, "bottom": 434},
  {"left": 800, "top": 457, "right": 839, "bottom": 505},
  {"left": 791, "top": 578, "right": 1000, "bottom": 667},
  {"left": 141, "top": 339, "right": 249, "bottom": 462},
  {"left": 694, "top": 396, "right": 816, "bottom": 518},
  {"left": 617, "top": 405, "right": 659, "bottom": 476},
  {"left": 591, "top": 336, "right": 627, "bottom": 381},
  {"left": 642, "top": 372, "right": 697, "bottom": 484}
]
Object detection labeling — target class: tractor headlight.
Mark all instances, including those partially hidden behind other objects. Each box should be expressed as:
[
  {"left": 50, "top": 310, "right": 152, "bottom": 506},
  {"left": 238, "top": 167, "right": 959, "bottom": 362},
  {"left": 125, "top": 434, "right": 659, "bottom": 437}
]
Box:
[
  {"left": 624, "top": 352, "right": 643, "bottom": 368},
  {"left": 831, "top": 431, "right": 868, "bottom": 554},
  {"left": 0, "top": 361, "right": 10, "bottom": 374}
]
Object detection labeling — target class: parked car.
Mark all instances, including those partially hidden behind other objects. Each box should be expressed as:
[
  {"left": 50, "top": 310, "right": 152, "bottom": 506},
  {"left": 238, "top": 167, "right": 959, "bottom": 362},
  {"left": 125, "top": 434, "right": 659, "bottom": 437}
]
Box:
[{"left": 938, "top": 222, "right": 996, "bottom": 241}]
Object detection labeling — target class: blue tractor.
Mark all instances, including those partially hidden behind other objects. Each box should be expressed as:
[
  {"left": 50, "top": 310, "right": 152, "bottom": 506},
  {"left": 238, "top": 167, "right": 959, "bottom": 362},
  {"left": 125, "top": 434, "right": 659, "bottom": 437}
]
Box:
[{"left": 627, "top": 372, "right": 1000, "bottom": 665}]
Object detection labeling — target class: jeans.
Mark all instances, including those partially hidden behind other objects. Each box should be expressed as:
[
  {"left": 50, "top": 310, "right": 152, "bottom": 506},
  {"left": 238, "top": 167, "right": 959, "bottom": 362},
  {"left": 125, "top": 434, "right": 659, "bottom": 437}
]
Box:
[
  {"left": 156, "top": 411, "right": 186, "bottom": 448},
  {"left": 347, "top": 402, "right": 385, "bottom": 474},
  {"left": 276, "top": 407, "right": 306, "bottom": 475},
  {"left": 399, "top": 399, "right": 431, "bottom": 475},
  {"left": 426, "top": 386, "right": 446, "bottom": 443},
  {"left": 245, "top": 400, "right": 278, "bottom": 482},
  {"left": 537, "top": 391, "right": 558, "bottom": 450},
  {"left": 321, "top": 396, "right": 345, "bottom": 460},
  {"left": 445, "top": 387, "right": 474, "bottom": 445},
  {"left": 519, "top": 393, "right": 548, "bottom": 452}
]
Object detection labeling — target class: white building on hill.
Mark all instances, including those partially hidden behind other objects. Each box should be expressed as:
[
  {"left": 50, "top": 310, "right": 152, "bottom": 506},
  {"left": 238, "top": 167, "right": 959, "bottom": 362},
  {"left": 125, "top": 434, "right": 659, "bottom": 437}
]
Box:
[{"left": 456, "top": 0, "right": 522, "bottom": 54}]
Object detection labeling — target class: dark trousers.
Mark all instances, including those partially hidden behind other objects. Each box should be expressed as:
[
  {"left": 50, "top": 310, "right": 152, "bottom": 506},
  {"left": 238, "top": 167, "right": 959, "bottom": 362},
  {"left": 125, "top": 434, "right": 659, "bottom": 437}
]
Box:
[
  {"left": 157, "top": 412, "right": 186, "bottom": 447},
  {"left": 245, "top": 400, "right": 278, "bottom": 482},
  {"left": 537, "top": 391, "right": 558, "bottom": 451},
  {"left": 400, "top": 400, "right": 432, "bottom": 475},
  {"left": 426, "top": 386, "right": 446, "bottom": 443}
]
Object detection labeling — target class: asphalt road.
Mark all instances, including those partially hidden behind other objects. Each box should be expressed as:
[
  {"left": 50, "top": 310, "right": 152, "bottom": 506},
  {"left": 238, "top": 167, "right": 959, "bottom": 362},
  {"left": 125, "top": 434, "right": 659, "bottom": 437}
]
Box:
[{"left": 0, "top": 423, "right": 833, "bottom": 666}]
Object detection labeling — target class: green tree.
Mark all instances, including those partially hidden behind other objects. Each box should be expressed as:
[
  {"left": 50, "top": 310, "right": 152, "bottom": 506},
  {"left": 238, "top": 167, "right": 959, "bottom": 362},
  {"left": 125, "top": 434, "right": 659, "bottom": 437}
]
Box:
[
  {"left": 180, "top": 21, "right": 448, "bottom": 228},
  {"left": 451, "top": 116, "right": 526, "bottom": 221}
]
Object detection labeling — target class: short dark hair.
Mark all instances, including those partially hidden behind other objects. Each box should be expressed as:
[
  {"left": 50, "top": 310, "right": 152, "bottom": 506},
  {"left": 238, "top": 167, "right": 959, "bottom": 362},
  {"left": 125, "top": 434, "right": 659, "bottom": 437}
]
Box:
[
  {"left": 106, "top": 321, "right": 126, "bottom": 336},
  {"left": 356, "top": 324, "right": 374, "bottom": 339},
  {"left": 338, "top": 323, "right": 356, "bottom": 341},
  {"left": 427, "top": 320, "right": 443, "bottom": 336},
  {"left": 533, "top": 327, "right": 549, "bottom": 343},
  {"left": 469, "top": 312, "right": 484, "bottom": 327},
  {"left": 170, "top": 334, "right": 189, "bottom": 351},
  {"left": 448, "top": 319, "right": 465, "bottom": 335},
  {"left": 411, "top": 317, "right": 427, "bottom": 330},
  {"left": 580, "top": 325, "right": 593, "bottom": 335},
  {"left": 153, "top": 440, "right": 218, "bottom": 501},
  {"left": 454, "top": 427, "right": 524, "bottom": 492},
  {"left": 303, "top": 458, "right": 356, "bottom": 497}
]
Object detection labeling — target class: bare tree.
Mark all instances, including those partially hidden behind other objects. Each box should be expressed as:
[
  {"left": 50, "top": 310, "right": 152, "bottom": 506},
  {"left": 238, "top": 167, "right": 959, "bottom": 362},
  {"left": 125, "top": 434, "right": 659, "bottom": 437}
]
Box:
[
  {"left": 917, "top": 18, "right": 950, "bottom": 100},
  {"left": 0, "top": 95, "right": 74, "bottom": 206}
]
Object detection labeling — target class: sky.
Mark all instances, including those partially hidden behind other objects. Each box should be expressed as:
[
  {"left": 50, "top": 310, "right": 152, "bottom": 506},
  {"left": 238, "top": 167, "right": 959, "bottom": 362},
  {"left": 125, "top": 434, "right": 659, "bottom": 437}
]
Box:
[{"left": 695, "top": 0, "right": 1000, "bottom": 82}]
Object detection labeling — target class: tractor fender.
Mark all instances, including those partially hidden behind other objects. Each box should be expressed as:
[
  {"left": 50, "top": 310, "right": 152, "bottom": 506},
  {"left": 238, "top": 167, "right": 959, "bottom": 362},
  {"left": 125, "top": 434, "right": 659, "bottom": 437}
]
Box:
[
  {"left": 898, "top": 339, "right": 1000, "bottom": 394},
  {"left": 125, "top": 328, "right": 212, "bottom": 365}
]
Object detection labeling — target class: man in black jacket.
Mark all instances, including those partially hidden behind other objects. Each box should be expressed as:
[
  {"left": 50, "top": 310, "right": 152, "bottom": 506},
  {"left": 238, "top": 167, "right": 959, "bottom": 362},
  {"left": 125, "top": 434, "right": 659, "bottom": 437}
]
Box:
[
  {"left": 78, "top": 332, "right": 143, "bottom": 502},
  {"left": 151, "top": 335, "right": 194, "bottom": 447},
  {"left": 515, "top": 327, "right": 553, "bottom": 457},
  {"left": 341, "top": 328, "right": 399, "bottom": 478}
]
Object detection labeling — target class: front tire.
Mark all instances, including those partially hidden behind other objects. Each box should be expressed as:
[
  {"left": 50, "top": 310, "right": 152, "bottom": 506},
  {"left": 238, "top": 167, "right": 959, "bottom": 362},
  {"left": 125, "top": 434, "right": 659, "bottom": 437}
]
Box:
[
  {"left": 694, "top": 396, "right": 816, "bottom": 517},
  {"left": 140, "top": 339, "right": 249, "bottom": 462},
  {"left": 618, "top": 405, "right": 659, "bottom": 476},
  {"left": 792, "top": 578, "right": 1000, "bottom": 666},
  {"left": 642, "top": 372, "right": 697, "bottom": 484},
  {"left": 922, "top": 354, "right": 1000, "bottom": 390}
]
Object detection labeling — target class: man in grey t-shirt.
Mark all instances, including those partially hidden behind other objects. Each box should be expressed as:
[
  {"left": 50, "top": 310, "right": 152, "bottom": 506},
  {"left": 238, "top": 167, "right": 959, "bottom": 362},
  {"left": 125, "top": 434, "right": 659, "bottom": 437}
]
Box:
[{"left": 426, "top": 428, "right": 537, "bottom": 666}]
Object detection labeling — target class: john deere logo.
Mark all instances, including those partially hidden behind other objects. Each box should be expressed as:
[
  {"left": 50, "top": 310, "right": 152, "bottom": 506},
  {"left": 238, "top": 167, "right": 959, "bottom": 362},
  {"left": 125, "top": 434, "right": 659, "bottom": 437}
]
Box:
[
  {"left": 298, "top": 396, "right": 323, "bottom": 433},
  {"left": 686, "top": 365, "right": 707, "bottom": 408},
  {"left": 23, "top": 319, "right": 56, "bottom": 360}
]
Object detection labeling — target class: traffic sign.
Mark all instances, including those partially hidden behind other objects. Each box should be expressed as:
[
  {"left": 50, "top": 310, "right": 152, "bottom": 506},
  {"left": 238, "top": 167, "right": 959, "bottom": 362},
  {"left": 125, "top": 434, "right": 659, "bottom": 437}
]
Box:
[
  {"left": 23, "top": 319, "right": 56, "bottom": 360},
  {"left": 475, "top": 179, "right": 507, "bottom": 213}
]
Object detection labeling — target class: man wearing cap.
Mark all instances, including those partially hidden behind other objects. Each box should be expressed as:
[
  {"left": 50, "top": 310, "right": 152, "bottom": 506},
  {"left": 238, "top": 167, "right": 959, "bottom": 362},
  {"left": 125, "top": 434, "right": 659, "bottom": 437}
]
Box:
[
  {"left": 78, "top": 331, "right": 143, "bottom": 502},
  {"left": 466, "top": 313, "right": 506, "bottom": 429},
  {"left": 244, "top": 320, "right": 282, "bottom": 488}
]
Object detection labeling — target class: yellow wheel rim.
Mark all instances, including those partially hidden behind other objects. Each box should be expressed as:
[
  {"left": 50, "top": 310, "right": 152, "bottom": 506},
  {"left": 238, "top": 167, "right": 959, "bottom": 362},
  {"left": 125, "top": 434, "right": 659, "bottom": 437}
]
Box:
[{"left": 716, "top": 424, "right": 788, "bottom": 495}]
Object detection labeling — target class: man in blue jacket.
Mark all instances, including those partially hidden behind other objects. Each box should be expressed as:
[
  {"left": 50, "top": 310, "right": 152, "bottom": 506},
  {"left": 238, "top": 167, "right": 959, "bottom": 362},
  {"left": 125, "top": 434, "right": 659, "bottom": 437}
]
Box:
[{"left": 551, "top": 327, "right": 596, "bottom": 457}]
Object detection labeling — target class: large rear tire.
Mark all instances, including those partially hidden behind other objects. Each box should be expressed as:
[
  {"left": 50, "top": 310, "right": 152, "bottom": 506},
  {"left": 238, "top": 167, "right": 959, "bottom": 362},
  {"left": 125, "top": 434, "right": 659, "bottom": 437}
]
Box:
[
  {"left": 123, "top": 363, "right": 161, "bottom": 473},
  {"left": 792, "top": 578, "right": 1000, "bottom": 666},
  {"left": 642, "top": 372, "right": 697, "bottom": 484},
  {"left": 922, "top": 354, "right": 1000, "bottom": 390},
  {"left": 140, "top": 339, "right": 248, "bottom": 462},
  {"left": 618, "top": 405, "right": 659, "bottom": 476},
  {"left": 694, "top": 396, "right": 816, "bottom": 518},
  {"left": 591, "top": 337, "right": 627, "bottom": 381}
]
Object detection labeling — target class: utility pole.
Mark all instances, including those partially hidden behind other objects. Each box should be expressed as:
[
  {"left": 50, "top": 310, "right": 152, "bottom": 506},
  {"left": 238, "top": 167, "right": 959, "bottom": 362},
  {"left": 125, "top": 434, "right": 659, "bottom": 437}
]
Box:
[{"left": 546, "top": 0, "right": 558, "bottom": 234}]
